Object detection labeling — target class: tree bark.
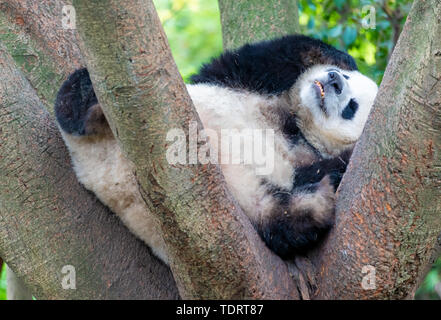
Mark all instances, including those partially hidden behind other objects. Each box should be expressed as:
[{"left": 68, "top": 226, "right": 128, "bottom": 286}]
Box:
[
  {"left": 0, "top": 44, "right": 178, "bottom": 299},
  {"left": 6, "top": 265, "right": 33, "bottom": 300},
  {"left": 218, "top": 0, "right": 300, "bottom": 50},
  {"left": 0, "top": 0, "right": 83, "bottom": 111},
  {"left": 73, "top": 0, "right": 299, "bottom": 299},
  {"left": 1, "top": 0, "right": 440, "bottom": 301},
  {"left": 307, "top": 0, "right": 441, "bottom": 299}
]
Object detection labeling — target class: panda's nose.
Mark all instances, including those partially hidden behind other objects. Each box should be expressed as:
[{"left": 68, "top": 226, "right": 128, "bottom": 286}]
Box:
[{"left": 328, "top": 71, "right": 343, "bottom": 95}]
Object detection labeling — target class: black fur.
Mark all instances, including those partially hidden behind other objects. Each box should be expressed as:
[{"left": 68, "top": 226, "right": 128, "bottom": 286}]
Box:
[
  {"left": 191, "top": 34, "right": 358, "bottom": 95},
  {"left": 260, "top": 177, "right": 335, "bottom": 258},
  {"left": 274, "top": 103, "right": 323, "bottom": 156},
  {"left": 342, "top": 99, "right": 359, "bottom": 120},
  {"left": 292, "top": 149, "right": 352, "bottom": 191},
  {"left": 276, "top": 105, "right": 303, "bottom": 145},
  {"left": 260, "top": 149, "right": 352, "bottom": 258},
  {"left": 54, "top": 68, "right": 99, "bottom": 136},
  {"left": 261, "top": 207, "right": 333, "bottom": 258},
  {"left": 56, "top": 36, "right": 358, "bottom": 260}
]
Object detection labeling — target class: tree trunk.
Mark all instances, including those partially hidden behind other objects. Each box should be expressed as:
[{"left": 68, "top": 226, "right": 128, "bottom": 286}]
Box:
[
  {"left": 0, "top": 43, "right": 178, "bottom": 300},
  {"left": 0, "top": 0, "right": 83, "bottom": 111},
  {"left": 307, "top": 0, "right": 441, "bottom": 299},
  {"left": 1, "top": 0, "right": 440, "bottom": 300},
  {"left": 73, "top": 0, "right": 299, "bottom": 300},
  {"left": 6, "top": 265, "right": 33, "bottom": 300},
  {"left": 218, "top": 0, "right": 300, "bottom": 50}
]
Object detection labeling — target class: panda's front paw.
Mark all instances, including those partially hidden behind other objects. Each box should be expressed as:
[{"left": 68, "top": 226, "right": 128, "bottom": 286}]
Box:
[
  {"left": 55, "top": 68, "right": 108, "bottom": 136},
  {"left": 328, "top": 170, "right": 344, "bottom": 191},
  {"left": 262, "top": 175, "right": 335, "bottom": 258}
]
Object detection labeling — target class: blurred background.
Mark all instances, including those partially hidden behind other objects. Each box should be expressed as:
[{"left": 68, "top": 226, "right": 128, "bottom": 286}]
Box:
[
  {"left": 1, "top": 0, "right": 440, "bottom": 300},
  {"left": 151, "top": 0, "right": 412, "bottom": 85}
]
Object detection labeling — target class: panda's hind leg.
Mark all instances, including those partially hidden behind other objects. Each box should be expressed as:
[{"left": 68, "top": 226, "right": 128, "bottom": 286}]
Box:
[
  {"left": 54, "top": 69, "right": 169, "bottom": 264},
  {"left": 258, "top": 152, "right": 352, "bottom": 258},
  {"left": 260, "top": 175, "right": 336, "bottom": 258},
  {"left": 54, "top": 68, "right": 109, "bottom": 137}
]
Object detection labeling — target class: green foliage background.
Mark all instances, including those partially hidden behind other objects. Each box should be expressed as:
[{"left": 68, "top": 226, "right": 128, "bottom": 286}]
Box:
[
  {"left": 0, "top": 266, "right": 6, "bottom": 300},
  {"left": 155, "top": 0, "right": 413, "bottom": 86},
  {"left": 155, "top": 0, "right": 223, "bottom": 82},
  {"left": 1, "top": 0, "right": 440, "bottom": 300}
]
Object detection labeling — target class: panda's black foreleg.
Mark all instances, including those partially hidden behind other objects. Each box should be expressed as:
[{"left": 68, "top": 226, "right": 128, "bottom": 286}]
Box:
[
  {"left": 292, "top": 149, "right": 352, "bottom": 191},
  {"left": 54, "top": 68, "right": 109, "bottom": 136},
  {"left": 259, "top": 150, "right": 352, "bottom": 258}
]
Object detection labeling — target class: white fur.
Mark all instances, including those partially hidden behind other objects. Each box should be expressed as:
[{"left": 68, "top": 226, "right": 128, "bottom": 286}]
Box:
[
  {"left": 60, "top": 64, "right": 378, "bottom": 264},
  {"left": 60, "top": 131, "right": 169, "bottom": 264},
  {"left": 296, "top": 65, "right": 378, "bottom": 157},
  {"left": 187, "top": 84, "right": 317, "bottom": 224}
]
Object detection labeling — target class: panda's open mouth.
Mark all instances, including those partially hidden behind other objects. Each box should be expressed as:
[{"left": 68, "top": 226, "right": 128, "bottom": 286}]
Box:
[
  {"left": 314, "top": 80, "right": 325, "bottom": 97},
  {"left": 314, "top": 80, "right": 326, "bottom": 110}
]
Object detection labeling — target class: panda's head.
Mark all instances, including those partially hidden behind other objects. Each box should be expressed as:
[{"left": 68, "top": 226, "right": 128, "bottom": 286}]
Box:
[{"left": 289, "top": 64, "right": 378, "bottom": 157}]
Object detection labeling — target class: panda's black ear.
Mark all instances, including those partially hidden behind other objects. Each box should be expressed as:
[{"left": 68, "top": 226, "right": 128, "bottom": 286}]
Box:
[{"left": 54, "top": 68, "right": 108, "bottom": 136}]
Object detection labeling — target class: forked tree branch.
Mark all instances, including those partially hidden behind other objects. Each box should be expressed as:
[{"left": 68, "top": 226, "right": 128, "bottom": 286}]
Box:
[
  {"left": 308, "top": 0, "right": 441, "bottom": 299},
  {"left": 218, "top": 0, "right": 300, "bottom": 50},
  {"left": 0, "top": 0, "right": 83, "bottom": 111},
  {"left": 0, "top": 3, "right": 178, "bottom": 298},
  {"left": 73, "top": 0, "right": 299, "bottom": 299},
  {"left": 1, "top": 0, "right": 440, "bottom": 300}
]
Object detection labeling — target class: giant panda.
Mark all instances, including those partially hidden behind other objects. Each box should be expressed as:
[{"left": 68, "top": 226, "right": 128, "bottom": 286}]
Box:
[{"left": 54, "top": 35, "right": 378, "bottom": 264}]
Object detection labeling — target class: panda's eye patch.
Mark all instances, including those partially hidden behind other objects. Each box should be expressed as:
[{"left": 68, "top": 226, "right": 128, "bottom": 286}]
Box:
[
  {"left": 343, "top": 74, "right": 350, "bottom": 80},
  {"left": 342, "top": 99, "right": 359, "bottom": 120}
]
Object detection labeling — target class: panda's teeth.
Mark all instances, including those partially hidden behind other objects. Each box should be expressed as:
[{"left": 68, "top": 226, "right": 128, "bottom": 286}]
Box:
[{"left": 315, "top": 80, "right": 325, "bottom": 98}]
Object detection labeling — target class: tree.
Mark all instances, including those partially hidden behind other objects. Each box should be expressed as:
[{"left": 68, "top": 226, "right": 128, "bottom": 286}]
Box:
[
  {"left": 0, "top": 0, "right": 177, "bottom": 299},
  {"left": 218, "top": 0, "right": 300, "bottom": 50},
  {"left": 0, "top": 0, "right": 440, "bottom": 299},
  {"left": 297, "top": 0, "right": 413, "bottom": 84},
  {"left": 311, "top": 0, "right": 441, "bottom": 298}
]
